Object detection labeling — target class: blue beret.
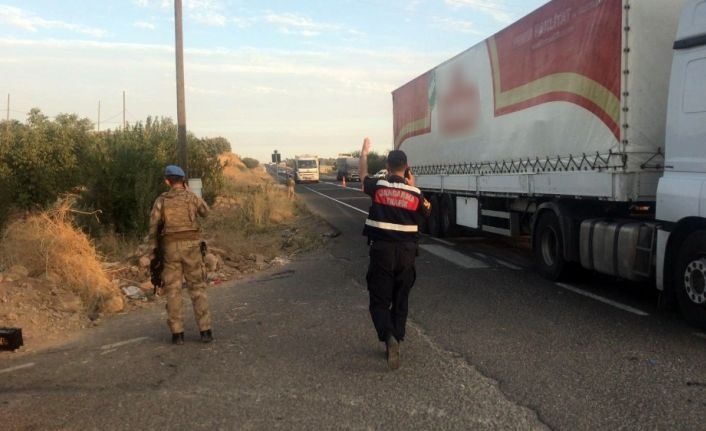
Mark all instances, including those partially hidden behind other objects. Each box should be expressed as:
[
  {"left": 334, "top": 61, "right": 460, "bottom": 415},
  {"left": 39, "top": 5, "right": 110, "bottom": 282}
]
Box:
[{"left": 165, "top": 165, "right": 186, "bottom": 177}]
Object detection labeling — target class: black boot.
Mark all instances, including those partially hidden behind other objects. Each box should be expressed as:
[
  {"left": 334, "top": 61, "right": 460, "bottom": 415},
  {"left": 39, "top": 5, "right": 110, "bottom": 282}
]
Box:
[
  {"left": 172, "top": 332, "right": 184, "bottom": 345},
  {"left": 200, "top": 329, "right": 213, "bottom": 343},
  {"left": 385, "top": 335, "right": 400, "bottom": 370}
]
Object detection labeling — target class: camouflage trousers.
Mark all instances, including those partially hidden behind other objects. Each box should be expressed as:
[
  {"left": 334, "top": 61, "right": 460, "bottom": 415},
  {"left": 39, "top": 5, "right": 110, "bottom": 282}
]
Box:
[{"left": 162, "top": 239, "right": 211, "bottom": 334}]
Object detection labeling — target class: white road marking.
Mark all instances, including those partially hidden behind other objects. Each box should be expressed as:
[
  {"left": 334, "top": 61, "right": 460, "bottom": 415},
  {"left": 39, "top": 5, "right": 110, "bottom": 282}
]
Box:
[
  {"left": 425, "top": 236, "right": 455, "bottom": 247},
  {"left": 335, "top": 196, "right": 371, "bottom": 200},
  {"left": 307, "top": 185, "right": 514, "bottom": 273},
  {"left": 304, "top": 186, "right": 368, "bottom": 215},
  {"left": 100, "top": 336, "right": 149, "bottom": 350},
  {"left": 555, "top": 283, "right": 650, "bottom": 316},
  {"left": 0, "top": 362, "right": 35, "bottom": 374},
  {"left": 694, "top": 332, "right": 706, "bottom": 340},
  {"left": 495, "top": 259, "right": 523, "bottom": 271},
  {"left": 310, "top": 188, "right": 350, "bottom": 192},
  {"left": 420, "top": 244, "right": 490, "bottom": 269}
]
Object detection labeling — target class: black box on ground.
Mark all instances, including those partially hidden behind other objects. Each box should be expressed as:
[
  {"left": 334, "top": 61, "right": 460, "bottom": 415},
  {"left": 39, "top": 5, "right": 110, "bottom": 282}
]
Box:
[{"left": 0, "top": 327, "right": 23, "bottom": 351}]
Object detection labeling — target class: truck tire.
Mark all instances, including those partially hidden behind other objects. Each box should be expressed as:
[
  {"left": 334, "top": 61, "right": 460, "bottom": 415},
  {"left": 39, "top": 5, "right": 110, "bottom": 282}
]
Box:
[
  {"left": 427, "top": 195, "right": 441, "bottom": 237},
  {"left": 674, "top": 231, "right": 706, "bottom": 330},
  {"left": 439, "top": 194, "right": 455, "bottom": 238},
  {"left": 533, "top": 211, "right": 567, "bottom": 281}
]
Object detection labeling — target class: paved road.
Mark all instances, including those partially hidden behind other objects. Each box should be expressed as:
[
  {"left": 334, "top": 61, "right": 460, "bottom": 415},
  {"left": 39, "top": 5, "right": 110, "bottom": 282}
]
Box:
[
  {"left": 1, "top": 182, "right": 542, "bottom": 430},
  {"left": 2, "top": 179, "right": 705, "bottom": 430},
  {"left": 295, "top": 180, "right": 706, "bottom": 430}
]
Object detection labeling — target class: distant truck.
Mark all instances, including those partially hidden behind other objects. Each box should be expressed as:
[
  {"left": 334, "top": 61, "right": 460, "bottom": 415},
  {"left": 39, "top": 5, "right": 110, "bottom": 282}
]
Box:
[
  {"left": 393, "top": 0, "right": 706, "bottom": 328},
  {"left": 336, "top": 155, "right": 360, "bottom": 182},
  {"left": 294, "top": 155, "right": 320, "bottom": 183}
]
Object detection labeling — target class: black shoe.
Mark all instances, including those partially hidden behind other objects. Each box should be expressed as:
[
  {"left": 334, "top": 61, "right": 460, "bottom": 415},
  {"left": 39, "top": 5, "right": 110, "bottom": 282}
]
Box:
[
  {"left": 172, "top": 332, "right": 185, "bottom": 345},
  {"left": 385, "top": 336, "right": 400, "bottom": 370},
  {"left": 200, "top": 329, "right": 213, "bottom": 343}
]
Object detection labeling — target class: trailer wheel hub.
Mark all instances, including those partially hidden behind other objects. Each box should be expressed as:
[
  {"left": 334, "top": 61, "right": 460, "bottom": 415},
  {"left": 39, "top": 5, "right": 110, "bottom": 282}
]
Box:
[
  {"left": 684, "top": 258, "right": 706, "bottom": 305},
  {"left": 540, "top": 227, "right": 558, "bottom": 267}
]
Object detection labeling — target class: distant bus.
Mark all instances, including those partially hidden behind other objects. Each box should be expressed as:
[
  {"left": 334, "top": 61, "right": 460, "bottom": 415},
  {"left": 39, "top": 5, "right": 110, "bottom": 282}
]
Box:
[{"left": 294, "top": 155, "right": 320, "bottom": 183}]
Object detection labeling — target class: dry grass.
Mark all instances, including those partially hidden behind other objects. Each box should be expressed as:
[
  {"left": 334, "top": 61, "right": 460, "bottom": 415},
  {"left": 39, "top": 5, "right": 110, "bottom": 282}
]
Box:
[
  {"left": 94, "top": 233, "right": 140, "bottom": 262},
  {"left": 203, "top": 153, "right": 320, "bottom": 261},
  {"left": 0, "top": 198, "right": 120, "bottom": 312},
  {"left": 214, "top": 153, "right": 297, "bottom": 229}
]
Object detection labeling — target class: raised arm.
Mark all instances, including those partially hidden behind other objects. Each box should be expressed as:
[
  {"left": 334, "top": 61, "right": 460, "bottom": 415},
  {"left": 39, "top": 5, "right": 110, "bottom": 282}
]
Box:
[{"left": 359, "top": 137, "right": 371, "bottom": 185}]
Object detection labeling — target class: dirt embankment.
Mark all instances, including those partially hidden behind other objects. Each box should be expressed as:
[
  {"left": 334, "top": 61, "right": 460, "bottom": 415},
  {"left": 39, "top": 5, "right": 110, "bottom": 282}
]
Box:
[
  {"left": 0, "top": 154, "right": 332, "bottom": 354},
  {"left": 0, "top": 200, "right": 124, "bottom": 350}
]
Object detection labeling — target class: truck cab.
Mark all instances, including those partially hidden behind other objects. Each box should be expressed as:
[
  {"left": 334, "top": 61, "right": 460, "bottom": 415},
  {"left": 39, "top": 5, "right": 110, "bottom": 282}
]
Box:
[
  {"left": 655, "top": 0, "right": 706, "bottom": 327},
  {"left": 294, "top": 156, "right": 320, "bottom": 183}
]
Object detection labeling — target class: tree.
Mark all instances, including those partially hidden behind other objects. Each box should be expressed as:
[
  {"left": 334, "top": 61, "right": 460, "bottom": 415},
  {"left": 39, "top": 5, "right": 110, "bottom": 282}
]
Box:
[
  {"left": 0, "top": 110, "right": 225, "bottom": 236},
  {"left": 347, "top": 149, "right": 387, "bottom": 174},
  {"left": 201, "top": 136, "right": 231, "bottom": 156},
  {"left": 242, "top": 157, "right": 260, "bottom": 169},
  {"left": 367, "top": 151, "right": 387, "bottom": 174}
]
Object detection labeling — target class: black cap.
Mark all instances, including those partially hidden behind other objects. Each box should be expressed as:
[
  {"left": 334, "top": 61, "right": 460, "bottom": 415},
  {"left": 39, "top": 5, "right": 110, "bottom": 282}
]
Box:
[{"left": 387, "top": 150, "right": 408, "bottom": 170}]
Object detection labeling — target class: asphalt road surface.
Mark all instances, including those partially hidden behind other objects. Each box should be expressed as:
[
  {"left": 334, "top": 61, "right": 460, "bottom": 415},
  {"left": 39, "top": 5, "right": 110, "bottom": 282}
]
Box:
[
  {"left": 294, "top": 180, "right": 706, "bottom": 429},
  {"left": 2, "top": 179, "right": 705, "bottom": 430}
]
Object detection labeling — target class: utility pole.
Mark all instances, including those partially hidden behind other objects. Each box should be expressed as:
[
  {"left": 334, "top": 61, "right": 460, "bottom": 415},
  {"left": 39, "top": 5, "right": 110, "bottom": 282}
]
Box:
[
  {"left": 122, "top": 91, "right": 126, "bottom": 129},
  {"left": 175, "top": 0, "right": 188, "bottom": 173},
  {"left": 4, "top": 93, "right": 9, "bottom": 140},
  {"left": 97, "top": 100, "right": 101, "bottom": 132}
]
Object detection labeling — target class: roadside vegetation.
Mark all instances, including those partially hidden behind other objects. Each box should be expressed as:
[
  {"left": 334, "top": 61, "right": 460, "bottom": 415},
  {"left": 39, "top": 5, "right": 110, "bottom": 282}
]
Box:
[{"left": 0, "top": 110, "right": 328, "bottom": 351}]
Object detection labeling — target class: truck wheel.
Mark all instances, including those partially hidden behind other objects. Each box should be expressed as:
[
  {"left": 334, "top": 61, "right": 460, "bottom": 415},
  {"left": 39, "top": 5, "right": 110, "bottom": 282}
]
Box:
[
  {"left": 674, "top": 231, "right": 706, "bottom": 330},
  {"left": 439, "top": 195, "right": 455, "bottom": 238},
  {"left": 533, "top": 211, "right": 567, "bottom": 281},
  {"left": 427, "top": 195, "right": 441, "bottom": 237}
]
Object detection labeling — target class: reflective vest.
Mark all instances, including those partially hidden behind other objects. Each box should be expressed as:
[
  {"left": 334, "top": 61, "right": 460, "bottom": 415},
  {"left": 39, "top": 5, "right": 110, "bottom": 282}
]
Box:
[{"left": 363, "top": 176, "right": 427, "bottom": 242}]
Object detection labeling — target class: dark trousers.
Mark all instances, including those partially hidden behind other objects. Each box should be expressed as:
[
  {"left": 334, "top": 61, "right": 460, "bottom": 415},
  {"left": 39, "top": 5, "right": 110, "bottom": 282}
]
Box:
[{"left": 366, "top": 240, "right": 417, "bottom": 342}]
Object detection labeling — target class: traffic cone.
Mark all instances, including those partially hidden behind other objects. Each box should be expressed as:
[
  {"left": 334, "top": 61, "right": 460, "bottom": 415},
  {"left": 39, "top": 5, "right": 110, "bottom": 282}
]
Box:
[{"left": 342, "top": 176, "right": 347, "bottom": 188}]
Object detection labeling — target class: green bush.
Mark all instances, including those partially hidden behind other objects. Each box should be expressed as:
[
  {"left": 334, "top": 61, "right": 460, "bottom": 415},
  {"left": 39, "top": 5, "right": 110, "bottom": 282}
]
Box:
[
  {"left": 0, "top": 110, "right": 229, "bottom": 237},
  {"left": 81, "top": 117, "right": 226, "bottom": 235},
  {"left": 0, "top": 110, "right": 89, "bottom": 210},
  {"left": 367, "top": 151, "right": 387, "bottom": 175}
]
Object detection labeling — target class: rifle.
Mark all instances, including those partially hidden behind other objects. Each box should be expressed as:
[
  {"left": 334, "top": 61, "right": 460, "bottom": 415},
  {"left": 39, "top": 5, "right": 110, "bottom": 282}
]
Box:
[
  {"left": 149, "top": 221, "right": 165, "bottom": 295},
  {"left": 200, "top": 240, "right": 208, "bottom": 260}
]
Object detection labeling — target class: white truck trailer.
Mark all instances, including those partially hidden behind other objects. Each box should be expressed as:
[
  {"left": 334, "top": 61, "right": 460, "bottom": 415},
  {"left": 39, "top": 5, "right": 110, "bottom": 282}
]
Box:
[
  {"left": 393, "top": 0, "right": 706, "bottom": 328},
  {"left": 294, "top": 155, "right": 320, "bottom": 183}
]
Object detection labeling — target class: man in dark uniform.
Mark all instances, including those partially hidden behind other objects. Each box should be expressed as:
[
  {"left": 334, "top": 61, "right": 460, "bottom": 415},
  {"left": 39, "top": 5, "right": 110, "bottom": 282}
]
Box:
[{"left": 359, "top": 138, "right": 431, "bottom": 370}]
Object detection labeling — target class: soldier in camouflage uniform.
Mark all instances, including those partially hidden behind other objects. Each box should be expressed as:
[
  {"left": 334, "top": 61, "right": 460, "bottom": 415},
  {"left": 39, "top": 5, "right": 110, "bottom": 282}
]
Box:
[
  {"left": 148, "top": 165, "right": 213, "bottom": 345},
  {"left": 287, "top": 174, "right": 295, "bottom": 199}
]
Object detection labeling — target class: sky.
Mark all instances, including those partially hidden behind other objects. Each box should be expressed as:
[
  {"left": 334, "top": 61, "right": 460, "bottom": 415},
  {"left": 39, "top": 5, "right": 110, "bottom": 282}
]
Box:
[{"left": 0, "top": 0, "right": 549, "bottom": 162}]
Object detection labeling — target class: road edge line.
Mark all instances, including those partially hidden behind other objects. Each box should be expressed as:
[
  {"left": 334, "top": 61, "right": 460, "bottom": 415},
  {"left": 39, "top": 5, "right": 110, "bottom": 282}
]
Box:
[
  {"left": 0, "top": 362, "right": 36, "bottom": 374},
  {"left": 555, "top": 283, "right": 650, "bottom": 317},
  {"left": 303, "top": 186, "right": 368, "bottom": 215}
]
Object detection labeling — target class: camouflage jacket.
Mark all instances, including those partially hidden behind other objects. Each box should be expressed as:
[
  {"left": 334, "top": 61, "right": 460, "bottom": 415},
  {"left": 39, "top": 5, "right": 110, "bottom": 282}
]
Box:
[{"left": 148, "top": 187, "right": 209, "bottom": 250}]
